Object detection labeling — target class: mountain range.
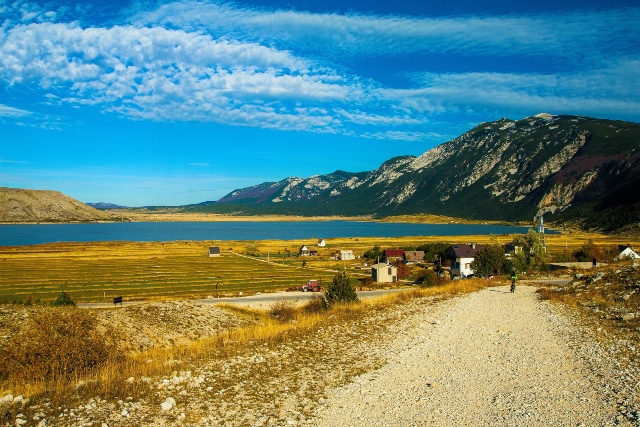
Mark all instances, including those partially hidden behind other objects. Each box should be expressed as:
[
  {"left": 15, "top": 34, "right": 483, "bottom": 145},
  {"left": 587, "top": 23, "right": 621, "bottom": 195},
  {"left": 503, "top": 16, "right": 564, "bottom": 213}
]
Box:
[
  {"left": 2, "top": 114, "right": 638, "bottom": 233},
  {"left": 191, "top": 113, "right": 640, "bottom": 232}
]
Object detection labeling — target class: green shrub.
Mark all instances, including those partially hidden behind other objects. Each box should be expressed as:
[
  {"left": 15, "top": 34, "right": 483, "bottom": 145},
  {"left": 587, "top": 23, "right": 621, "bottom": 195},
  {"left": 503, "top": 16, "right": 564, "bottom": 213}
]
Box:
[
  {"left": 418, "top": 270, "right": 443, "bottom": 287},
  {"left": 322, "top": 271, "right": 359, "bottom": 308},
  {"left": 52, "top": 291, "right": 76, "bottom": 307},
  {"left": 471, "top": 244, "right": 506, "bottom": 276}
]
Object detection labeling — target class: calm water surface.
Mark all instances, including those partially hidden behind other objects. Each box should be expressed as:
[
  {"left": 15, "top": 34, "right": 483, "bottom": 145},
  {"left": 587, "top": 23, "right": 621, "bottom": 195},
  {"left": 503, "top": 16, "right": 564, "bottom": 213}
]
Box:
[{"left": 0, "top": 221, "right": 550, "bottom": 246}]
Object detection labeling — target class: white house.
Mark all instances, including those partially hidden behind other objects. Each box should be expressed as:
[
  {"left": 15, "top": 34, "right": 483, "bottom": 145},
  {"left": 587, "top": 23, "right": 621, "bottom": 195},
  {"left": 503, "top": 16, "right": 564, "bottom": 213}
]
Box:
[
  {"left": 447, "top": 243, "right": 484, "bottom": 277},
  {"left": 317, "top": 239, "right": 326, "bottom": 247},
  {"left": 371, "top": 263, "right": 397, "bottom": 283},
  {"left": 616, "top": 245, "right": 640, "bottom": 260},
  {"left": 340, "top": 250, "right": 355, "bottom": 261}
]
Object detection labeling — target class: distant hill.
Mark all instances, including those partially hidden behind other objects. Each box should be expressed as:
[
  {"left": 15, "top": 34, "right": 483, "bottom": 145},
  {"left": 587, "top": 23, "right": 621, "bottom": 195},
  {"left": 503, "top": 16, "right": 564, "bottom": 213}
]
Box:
[
  {"left": 191, "top": 114, "right": 640, "bottom": 233},
  {"left": 0, "top": 187, "right": 111, "bottom": 223},
  {"left": 87, "top": 202, "right": 127, "bottom": 210}
]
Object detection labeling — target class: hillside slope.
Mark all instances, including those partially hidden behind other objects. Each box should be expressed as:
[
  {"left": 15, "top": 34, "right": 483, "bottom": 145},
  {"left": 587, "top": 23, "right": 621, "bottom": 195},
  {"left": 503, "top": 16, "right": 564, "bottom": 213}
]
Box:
[
  {"left": 0, "top": 187, "right": 110, "bottom": 222},
  {"left": 199, "top": 114, "right": 640, "bottom": 231}
]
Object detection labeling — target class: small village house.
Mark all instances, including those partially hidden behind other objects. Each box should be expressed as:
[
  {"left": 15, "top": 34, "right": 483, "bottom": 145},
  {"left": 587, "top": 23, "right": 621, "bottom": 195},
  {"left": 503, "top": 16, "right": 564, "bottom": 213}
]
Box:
[
  {"left": 208, "top": 246, "right": 220, "bottom": 257},
  {"left": 340, "top": 250, "right": 355, "bottom": 261},
  {"left": 299, "top": 245, "right": 311, "bottom": 256},
  {"left": 317, "top": 239, "right": 326, "bottom": 247},
  {"left": 371, "top": 263, "right": 397, "bottom": 283},
  {"left": 616, "top": 245, "right": 640, "bottom": 260},
  {"left": 404, "top": 250, "right": 425, "bottom": 264},
  {"left": 446, "top": 243, "right": 484, "bottom": 278},
  {"left": 382, "top": 249, "right": 405, "bottom": 264},
  {"left": 299, "top": 245, "right": 318, "bottom": 256}
]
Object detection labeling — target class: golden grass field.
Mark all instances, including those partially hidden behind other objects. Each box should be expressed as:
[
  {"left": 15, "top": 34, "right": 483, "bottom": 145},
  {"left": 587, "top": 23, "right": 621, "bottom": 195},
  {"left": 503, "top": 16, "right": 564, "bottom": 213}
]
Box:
[{"left": 1, "top": 227, "right": 637, "bottom": 304}]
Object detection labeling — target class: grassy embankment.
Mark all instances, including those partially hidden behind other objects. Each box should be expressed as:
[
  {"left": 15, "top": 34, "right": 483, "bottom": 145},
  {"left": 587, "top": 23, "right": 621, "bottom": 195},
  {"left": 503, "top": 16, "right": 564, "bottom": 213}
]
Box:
[
  {"left": 0, "top": 232, "right": 637, "bottom": 304},
  {"left": 0, "top": 278, "right": 489, "bottom": 415}
]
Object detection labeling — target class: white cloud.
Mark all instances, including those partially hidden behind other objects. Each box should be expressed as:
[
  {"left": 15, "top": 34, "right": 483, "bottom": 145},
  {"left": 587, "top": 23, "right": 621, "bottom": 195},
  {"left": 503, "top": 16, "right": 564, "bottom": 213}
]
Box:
[
  {"left": 0, "top": 21, "right": 370, "bottom": 132},
  {"left": 1, "top": 1, "right": 638, "bottom": 140},
  {"left": 393, "top": 61, "right": 640, "bottom": 120},
  {"left": 361, "top": 130, "right": 431, "bottom": 142},
  {"left": 133, "top": 2, "right": 640, "bottom": 61},
  {"left": 0, "top": 103, "right": 31, "bottom": 117}
]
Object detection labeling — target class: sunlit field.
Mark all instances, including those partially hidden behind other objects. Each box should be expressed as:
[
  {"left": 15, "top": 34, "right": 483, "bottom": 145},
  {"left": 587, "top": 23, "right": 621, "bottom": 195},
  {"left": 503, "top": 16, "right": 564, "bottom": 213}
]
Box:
[{"left": 0, "top": 231, "right": 637, "bottom": 303}]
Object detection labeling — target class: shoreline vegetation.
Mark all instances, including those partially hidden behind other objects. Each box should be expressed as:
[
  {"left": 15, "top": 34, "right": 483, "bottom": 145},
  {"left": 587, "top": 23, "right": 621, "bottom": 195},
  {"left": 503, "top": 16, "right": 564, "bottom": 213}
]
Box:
[{"left": 1, "top": 210, "right": 521, "bottom": 226}]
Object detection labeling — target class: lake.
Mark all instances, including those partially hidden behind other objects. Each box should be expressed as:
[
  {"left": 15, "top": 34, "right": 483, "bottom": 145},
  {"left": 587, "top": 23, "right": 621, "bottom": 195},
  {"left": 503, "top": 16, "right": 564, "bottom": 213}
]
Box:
[{"left": 0, "top": 221, "right": 550, "bottom": 246}]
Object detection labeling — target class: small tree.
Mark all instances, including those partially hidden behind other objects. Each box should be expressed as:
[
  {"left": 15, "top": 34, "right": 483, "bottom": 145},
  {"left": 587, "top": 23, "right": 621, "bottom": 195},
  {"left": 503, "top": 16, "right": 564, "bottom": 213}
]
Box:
[
  {"left": 393, "top": 260, "right": 410, "bottom": 279},
  {"left": 363, "top": 246, "right": 383, "bottom": 261},
  {"left": 512, "top": 229, "right": 549, "bottom": 272},
  {"left": 52, "top": 291, "right": 76, "bottom": 307},
  {"left": 572, "top": 239, "right": 601, "bottom": 262},
  {"left": 323, "top": 270, "right": 359, "bottom": 308},
  {"left": 471, "top": 244, "right": 505, "bottom": 276},
  {"left": 416, "top": 242, "right": 451, "bottom": 265}
]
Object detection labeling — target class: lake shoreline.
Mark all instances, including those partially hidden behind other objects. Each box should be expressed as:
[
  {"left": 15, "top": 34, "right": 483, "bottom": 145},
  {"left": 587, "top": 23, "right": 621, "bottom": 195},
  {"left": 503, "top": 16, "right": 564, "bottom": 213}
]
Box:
[
  {"left": 0, "top": 220, "right": 544, "bottom": 246},
  {"left": 0, "top": 211, "right": 521, "bottom": 226}
]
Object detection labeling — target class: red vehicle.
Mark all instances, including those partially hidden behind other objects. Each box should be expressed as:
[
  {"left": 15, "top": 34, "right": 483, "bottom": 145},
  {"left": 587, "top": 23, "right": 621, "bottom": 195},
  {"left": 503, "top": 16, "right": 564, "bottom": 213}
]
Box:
[{"left": 301, "top": 279, "right": 321, "bottom": 292}]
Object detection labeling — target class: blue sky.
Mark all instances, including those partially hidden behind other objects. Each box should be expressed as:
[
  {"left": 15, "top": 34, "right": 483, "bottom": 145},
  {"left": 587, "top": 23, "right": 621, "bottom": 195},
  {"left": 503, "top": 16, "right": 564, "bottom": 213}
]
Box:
[{"left": 1, "top": 0, "right": 639, "bottom": 206}]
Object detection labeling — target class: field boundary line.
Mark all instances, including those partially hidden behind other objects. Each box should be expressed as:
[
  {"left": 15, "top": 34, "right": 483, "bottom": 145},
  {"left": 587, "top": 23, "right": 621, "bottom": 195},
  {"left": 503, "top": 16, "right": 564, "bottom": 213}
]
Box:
[{"left": 229, "top": 251, "right": 369, "bottom": 277}]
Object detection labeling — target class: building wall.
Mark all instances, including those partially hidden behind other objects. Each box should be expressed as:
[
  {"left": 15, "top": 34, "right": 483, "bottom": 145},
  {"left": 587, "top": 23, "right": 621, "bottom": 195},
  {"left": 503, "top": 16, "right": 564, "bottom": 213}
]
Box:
[
  {"left": 451, "top": 257, "right": 475, "bottom": 277},
  {"left": 372, "top": 265, "right": 397, "bottom": 282},
  {"left": 340, "top": 251, "right": 355, "bottom": 260}
]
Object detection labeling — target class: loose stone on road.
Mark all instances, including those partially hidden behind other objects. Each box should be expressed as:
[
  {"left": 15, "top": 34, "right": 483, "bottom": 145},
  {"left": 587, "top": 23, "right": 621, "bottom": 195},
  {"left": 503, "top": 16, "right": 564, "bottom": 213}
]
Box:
[{"left": 311, "top": 286, "right": 620, "bottom": 426}]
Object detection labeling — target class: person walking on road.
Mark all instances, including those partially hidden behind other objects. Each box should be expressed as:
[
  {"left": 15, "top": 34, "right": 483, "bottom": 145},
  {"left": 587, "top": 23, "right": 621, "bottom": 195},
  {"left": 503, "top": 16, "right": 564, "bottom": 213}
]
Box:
[{"left": 510, "top": 271, "right": 518, "bottom": 293}]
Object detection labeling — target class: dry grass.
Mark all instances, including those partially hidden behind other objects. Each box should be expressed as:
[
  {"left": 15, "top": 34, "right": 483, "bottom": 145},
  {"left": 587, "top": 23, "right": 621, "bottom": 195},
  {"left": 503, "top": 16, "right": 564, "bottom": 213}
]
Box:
[
  {"left": 0, "top": 277, "right": 493, "bottom": 411},
  {"left": 535, "top": 260, "right": 640, "bottom": 366}
]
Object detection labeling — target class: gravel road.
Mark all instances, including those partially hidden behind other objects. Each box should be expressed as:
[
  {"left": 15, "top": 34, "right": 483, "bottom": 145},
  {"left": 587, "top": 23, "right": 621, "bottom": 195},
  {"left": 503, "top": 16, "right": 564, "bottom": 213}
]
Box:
[{"left": 311, "top": 285, "right": 625, "bottom": 427}]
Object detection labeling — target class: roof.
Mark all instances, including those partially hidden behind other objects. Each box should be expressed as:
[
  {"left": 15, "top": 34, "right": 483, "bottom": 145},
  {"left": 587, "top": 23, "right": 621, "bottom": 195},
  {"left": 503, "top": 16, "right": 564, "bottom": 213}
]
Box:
[
  {"left": 340, "top": 249, "right": 353, "bottom": 253},
  {"left": 371, "top": 263, "right": 396, "bottom": 269},
  {"left": 617, "top": 246, "right": 640, "bottom": 259},
  {"left": 384, "top": 249, "right": 405, "bottom": 257},
  {"left": 448, "top": 244, "right": 484, "bottom": 258},
  {"left": 404, "top": 250, "right": 424, "bottom": 262}
]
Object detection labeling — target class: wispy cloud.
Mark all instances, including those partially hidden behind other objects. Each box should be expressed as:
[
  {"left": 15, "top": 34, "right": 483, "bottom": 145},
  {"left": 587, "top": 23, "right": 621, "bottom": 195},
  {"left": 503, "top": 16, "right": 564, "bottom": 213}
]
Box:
[
  {"left": 0, "top": 21, "right": 366, "bottom": 132},
  {"left": 189, "top": 162, "right": 210, "bottom": 167},
  {"left": 132, "top": 2, "right": 640, "bottom": 62},
  {"left": 361, "top": 130, "right": 432, "bottom": 142},
  {"left": 0, "top": 104, "right": 31, "bottom": 117},
  {"left": 0, "top": 158, "right": 29, "bottom": 164},
  {"left": 0, "top": 0, "right": 638, "bottom": 140},
  {"left": 394, "top": 61, "right": 640, "bottom": 120}
]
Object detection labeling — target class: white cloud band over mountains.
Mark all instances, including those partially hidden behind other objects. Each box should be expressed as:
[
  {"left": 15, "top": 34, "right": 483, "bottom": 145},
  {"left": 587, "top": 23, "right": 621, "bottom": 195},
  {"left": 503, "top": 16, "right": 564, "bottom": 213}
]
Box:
[{"left": 1, "top": 0, "right": 639, "bottom": 139}]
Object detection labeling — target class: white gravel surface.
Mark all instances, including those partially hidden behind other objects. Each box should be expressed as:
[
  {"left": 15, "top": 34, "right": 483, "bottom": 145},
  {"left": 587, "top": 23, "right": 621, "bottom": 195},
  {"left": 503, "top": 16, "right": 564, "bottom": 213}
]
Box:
[
  {"left": 311, "top": 286, "right": 622, "bottom": 426},
  {"left": 5, "top": 284, "right": 637, "bottom": 426}
]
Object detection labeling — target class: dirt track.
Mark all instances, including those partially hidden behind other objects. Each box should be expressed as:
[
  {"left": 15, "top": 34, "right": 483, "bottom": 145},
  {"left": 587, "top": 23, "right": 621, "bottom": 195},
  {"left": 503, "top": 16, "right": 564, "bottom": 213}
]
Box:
[
  {"left": 310, "top": 285, "right": 633, "bottom": 426},
  {"left": 7, "top": 285, "right": 638, "bottom": 426}
]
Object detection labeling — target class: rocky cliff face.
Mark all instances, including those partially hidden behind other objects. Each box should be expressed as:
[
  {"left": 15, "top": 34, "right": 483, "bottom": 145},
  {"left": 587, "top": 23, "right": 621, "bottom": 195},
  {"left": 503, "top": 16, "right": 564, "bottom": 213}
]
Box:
[
  {"left": 0, "top": 187, "right": 111, "bottom": 222},
  {"left": 212, "top": 114, "right": 640, "bottom": 230}
]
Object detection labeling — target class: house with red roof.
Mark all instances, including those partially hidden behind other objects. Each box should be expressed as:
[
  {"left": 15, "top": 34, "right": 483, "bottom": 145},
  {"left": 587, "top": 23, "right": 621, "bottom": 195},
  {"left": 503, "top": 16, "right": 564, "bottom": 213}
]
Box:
[{"left": 382, "top": 249, "right": 405, "bottom": 264}]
